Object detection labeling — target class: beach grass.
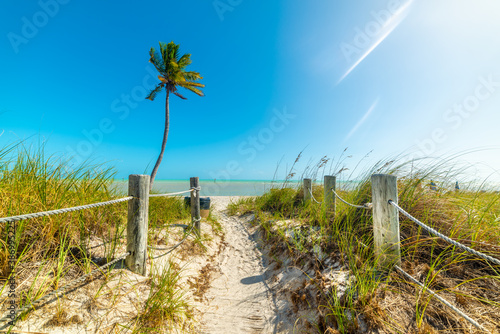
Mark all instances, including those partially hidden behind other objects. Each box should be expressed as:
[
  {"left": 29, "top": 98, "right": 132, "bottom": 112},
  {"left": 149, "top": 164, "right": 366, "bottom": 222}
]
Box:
[
  {"left": 130, "top": 261, "right": 192, "bottom": 333},
  {"left": 0, "top": 140, "right": 193, "bottom": 331},
  {"left": 228, "top": 153, "right": 500, "bottom": 333}
]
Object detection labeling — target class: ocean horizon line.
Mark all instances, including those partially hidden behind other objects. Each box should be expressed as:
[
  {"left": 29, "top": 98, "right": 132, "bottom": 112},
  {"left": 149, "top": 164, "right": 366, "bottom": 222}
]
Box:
[{"left": 112, "top": 178, "right": 361, "bottom": 183}]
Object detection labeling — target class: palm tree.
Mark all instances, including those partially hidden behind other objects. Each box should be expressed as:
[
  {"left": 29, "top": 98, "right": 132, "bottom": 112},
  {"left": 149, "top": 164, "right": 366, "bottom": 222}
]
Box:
[{"left": 146, "top": 41, "right": 204, "bottom": 191}]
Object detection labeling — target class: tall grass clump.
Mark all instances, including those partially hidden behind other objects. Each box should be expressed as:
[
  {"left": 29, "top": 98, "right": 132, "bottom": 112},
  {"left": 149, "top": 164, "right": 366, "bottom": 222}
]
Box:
[
  {"left": 0, "top": 141, "right": 124, "bottom": 272},
  {"left": 131, "top": 261, "right": 191, "bottom": 333},
  {"left": 230, "top": 151, "right": 500, "bottom": 333},
  {"left": 0, "top": 140, "right": 190, "bottom": 326},
  {"left": 148, "top": 196, "right": 191, "bottom": 245}
]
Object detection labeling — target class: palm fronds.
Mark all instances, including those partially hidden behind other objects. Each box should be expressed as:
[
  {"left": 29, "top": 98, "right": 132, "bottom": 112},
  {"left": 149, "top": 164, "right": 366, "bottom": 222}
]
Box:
[{"left": 146, "top": 41, "right": 205, "bottom": 101}]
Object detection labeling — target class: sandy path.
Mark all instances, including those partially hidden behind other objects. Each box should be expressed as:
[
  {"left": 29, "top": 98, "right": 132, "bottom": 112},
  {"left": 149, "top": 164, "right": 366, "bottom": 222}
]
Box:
[
  {"left": 195, "top": 197, "right": 281, "bottom": 333},
  {"left": 5, "top": 196, "right": 295, "bottom": 333}
]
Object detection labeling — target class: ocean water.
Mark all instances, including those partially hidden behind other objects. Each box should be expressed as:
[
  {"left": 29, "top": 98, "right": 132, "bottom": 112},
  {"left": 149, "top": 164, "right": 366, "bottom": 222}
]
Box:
[
  {"left": 111, "top": 179, "right": 360, "bottom": 196},
  {"left": 111, "top": 180, "right": 297, "bottom": 196}
]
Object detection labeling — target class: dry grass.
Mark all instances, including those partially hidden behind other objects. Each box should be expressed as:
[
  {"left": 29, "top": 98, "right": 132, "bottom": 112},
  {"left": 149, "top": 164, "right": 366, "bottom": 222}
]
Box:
[
  {"left": 0, "top": 141, "right": 194, "bottom": 332},
  {"left": 229, "top": 153, "right": 500, "bottom": 333},
  {"left": 187, "top": 263, "right": 214, "bottom": 303}
]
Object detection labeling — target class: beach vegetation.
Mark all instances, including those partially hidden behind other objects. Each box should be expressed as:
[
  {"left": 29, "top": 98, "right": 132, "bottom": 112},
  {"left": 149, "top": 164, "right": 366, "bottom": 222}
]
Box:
[
  {"left": 145, "top": 41, "right": 205, "bottom": 191},
  {"left": 0, "top": 140, "right": 193, "bottom": 331},
  {"left": 228, "top": 152, "right": 500, "bottom": 333}
]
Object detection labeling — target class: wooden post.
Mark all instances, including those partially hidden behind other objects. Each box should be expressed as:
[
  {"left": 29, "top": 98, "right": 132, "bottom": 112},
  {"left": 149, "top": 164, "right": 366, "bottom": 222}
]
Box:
[
  {"left": 126, "top": 174, "right": 150, "bottom": 275},
  {"left": 303, "top": 178, "right": 312, "bottom": 202},
  {"left": 371, "top": 174, "right": 401, "bottom": 269},
  {"left": 324, "top": 175, "right": 336, "bottom": 216},
  {"left": 190, "top": 177, "right": 201, "bottom": 237}
]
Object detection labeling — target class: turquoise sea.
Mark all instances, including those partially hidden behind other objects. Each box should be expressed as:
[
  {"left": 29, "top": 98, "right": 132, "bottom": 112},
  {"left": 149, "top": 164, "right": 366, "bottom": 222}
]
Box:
[
  {"left": 112, "top": 179, "right": 292, "bottom": 196},
  {"left": 111, "top": 179, "right": 359, "bottom": 196}
]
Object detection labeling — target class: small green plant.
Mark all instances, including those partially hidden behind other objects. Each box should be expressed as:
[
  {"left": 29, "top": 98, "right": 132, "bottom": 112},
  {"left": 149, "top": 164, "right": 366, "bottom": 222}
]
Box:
[
  {"left": 227, "top": 197, "right": 256, "bottom": 216},
  {"left": 132, "top": 261, "right": 191, "bottom": 333}
]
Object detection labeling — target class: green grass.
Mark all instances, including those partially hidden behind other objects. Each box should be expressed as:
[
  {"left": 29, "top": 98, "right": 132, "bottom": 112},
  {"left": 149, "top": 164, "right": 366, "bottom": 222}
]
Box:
[
  {"left": 130, "top": 261, "right": 192, "bottom": 333},
  {"left": 229, "top": 153, "right": 500, "bottom": 333},
  {"left": 0, "top": 140, "right": 193, "bottom": 331}
]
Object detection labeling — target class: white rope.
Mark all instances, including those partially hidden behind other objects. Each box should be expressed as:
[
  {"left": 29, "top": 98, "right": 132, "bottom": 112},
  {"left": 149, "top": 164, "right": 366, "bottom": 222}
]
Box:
[
  {"left": 331, "top": 189, "right": 372, "bottom": 209},
  {"left": 0, "top": 183, "right": 203, "bottom": 325},
  {"left": 0, "top": 197, "right": 134, "bottom": 224},
  {"left": 389, "top": 200, "right": 500, "bottom": 266},
  {"left": 150, "top": 218, "right": 200, "bottom": 258},
  {"left": 394, "top": 265, "right": 485, "bottom": 331},
  {"left": 149, "top": 188, "right": 195, "bottom": 198},
  {"left": 0, "top": 252, "right": 130, "bottom": 324},
  {"left": 308, "top": 187, "right": 322, "bottom": 204}
]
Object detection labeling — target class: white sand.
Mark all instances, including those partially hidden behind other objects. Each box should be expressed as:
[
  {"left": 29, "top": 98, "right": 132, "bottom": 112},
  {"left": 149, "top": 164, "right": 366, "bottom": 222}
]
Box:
[
  {"left": 5, "top": 196, "right": 336, "bottom": 333},
  {"left": 193, "top": 196, "right": 285, "bottom": 333}
]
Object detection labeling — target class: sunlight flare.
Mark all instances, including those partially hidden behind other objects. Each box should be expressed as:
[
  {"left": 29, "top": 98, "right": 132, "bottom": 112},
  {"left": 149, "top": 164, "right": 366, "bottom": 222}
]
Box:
[
  {"left": 337, "top": 0, "right": 414, "bottom": 85},
  {"left": 344, "top": 98, "right": 379, "bottom": 142}
]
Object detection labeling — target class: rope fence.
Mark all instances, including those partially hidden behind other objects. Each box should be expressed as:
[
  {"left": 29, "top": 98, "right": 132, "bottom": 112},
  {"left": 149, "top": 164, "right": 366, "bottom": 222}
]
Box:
[
  {"left": 301, "top": 174, "right": 498, "bottom": 330},
  {"left": 4, "top": 170, "right": 496, "bottom": 330},
  {"left": 332, "top": 189, "right": 372, "bottom": 209},
  {"left": 302, "top": 177, "right": 372, "bottom": 209},
  {"left": 150, "top": 218, "right": 200, "bottom": 259},
  {"left": 0, "top": 175, "right": 203, "bottom": 328},
  {"left": 394, "top": 265, "right": 485, "bottom": 331},
  {"left": 369, "top": 174, "right": 497, "bottom": 331},
  {"left": 389, "top": 200, "right": 500, "bottom": 266},
  {"left": 0, "top": 196, "right": 133, "bottom": 224},
  {"left": 149, "top": 187, "right": 199, "bottom": 198},
  {"left": 0, "top": 252, "right": 130, "bottom": 325},
  {"left": 308, "top": 187, "right": 322, "bottom": 204}
]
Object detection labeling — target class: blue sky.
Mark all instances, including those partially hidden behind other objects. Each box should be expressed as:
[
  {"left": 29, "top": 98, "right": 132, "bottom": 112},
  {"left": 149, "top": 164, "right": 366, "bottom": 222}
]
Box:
[{"left": 1, "top": 0, "right": 500, "bottom": 182}]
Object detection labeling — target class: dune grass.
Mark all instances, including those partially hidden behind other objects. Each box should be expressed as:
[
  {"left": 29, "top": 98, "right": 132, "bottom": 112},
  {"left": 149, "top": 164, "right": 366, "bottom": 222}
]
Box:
[
  {"left": 131, "top": 261, "right": 192, "bottom": 333},
  {"left": 228, "top": 153, "right": 500, "bottom": 333},
  {"left": 0, "top": 141, "right": 194, "bottom": 331}
]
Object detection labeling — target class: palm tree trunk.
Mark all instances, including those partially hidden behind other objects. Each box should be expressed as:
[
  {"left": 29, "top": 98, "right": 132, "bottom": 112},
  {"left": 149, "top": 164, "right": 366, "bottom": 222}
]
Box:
[{"left": 149, "top": 90, "right": 170, "bottom": 191}]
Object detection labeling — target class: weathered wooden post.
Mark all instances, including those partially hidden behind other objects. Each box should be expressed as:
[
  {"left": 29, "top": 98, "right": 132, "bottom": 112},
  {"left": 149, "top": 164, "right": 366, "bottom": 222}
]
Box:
[
  {"left": 371, "top": 174, "right": 401, "bottom": 269},
  {"left": 324, "top": 175, "right": 336, "bottom": 217},
  {"left": 303, "top": 178, "right": 312, "bottom": 202},
  {"left": 190, "top": 177, "right": 201, "bottom": 237},
  {"left": 126, "top": 174, "right": 150, "bottom": 275}
]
